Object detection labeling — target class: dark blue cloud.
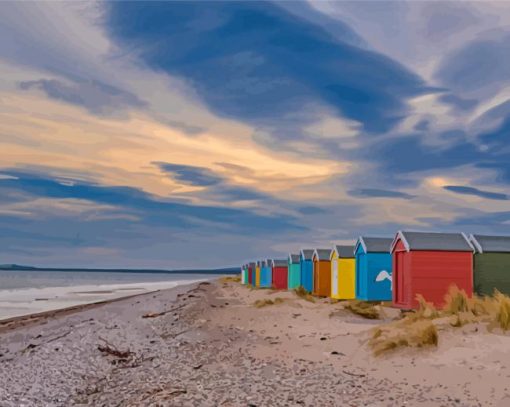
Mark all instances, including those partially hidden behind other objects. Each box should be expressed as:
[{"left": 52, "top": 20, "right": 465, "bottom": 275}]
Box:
[
  {"left": 348, "top": 188, "right": 415, "bottom": 200},
  {"left": 154, "top": 162, "right": 267, "bottom": 201},
  {"left": 104, "top": 1, "right": 427, "bottom": 136},
  {"left": 18, "top": 78, "right": 146, "bottom": 116},
  {"left": 0, "top": 169, "right": 310, "bottom": 267},
  {"left": 369, "top": 137, "right": 481, "bottom": 179},
  {"left": 0, "top": 169, "right": 302, "bottom": 233},
  {"left": 443, "top": 185, "right": 509, "bottom": 201},
  {"left": 155, "top": 162, "right": 223, "bottom": 186}
]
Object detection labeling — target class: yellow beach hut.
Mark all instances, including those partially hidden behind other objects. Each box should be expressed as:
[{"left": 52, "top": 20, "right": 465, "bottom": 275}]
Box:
[
  {"left": 255, "top": 260, "right": 262, "bottom": 287},
  {"left": 330, "top": 245, "right": 356, "bottom": 299}
]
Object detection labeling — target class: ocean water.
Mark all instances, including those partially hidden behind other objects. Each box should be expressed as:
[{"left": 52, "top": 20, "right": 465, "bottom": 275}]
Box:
[{"left": 0, "top": 270, "right": 215, "bottom": 320}]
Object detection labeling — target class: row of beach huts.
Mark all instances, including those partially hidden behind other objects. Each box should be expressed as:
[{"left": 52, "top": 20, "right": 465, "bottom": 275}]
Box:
[{"left": 240, "top": 231, "right": 510, "bottom": 309}]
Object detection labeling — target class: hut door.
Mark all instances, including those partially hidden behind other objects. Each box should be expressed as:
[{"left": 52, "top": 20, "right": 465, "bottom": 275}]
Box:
[
  {"left": 395, "top": 252, "right": 405, "bottom": 304},
  {"left": 332, "top": 259, "right": 338, "bottom": 296}
]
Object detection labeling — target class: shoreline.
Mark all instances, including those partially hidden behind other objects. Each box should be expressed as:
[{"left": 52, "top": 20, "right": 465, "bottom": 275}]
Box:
[
  {"left": 1, "top": 279, "right": 510, "bottom": 406},
  {"left": 0, "top": 289, "right": 159, "bottom": 334},
  {"left": 0, "top": 277, "right": 213, "bottom": 322}
]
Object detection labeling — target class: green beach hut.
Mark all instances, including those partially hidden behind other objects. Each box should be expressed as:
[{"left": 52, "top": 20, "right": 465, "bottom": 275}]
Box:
[
  {"left": 288, "top": 253, "right": 301, "bottom": 290},
  {"left": 241, "top": 264, "right": 248, "bottom": 285},
  {"left": 469, "top": 234, "right": 510, "bottom": 296}
]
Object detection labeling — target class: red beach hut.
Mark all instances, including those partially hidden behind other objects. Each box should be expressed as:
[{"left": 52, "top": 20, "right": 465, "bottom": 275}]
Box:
[
  {"left": 391, "top": 231, "right": 474, "bottom": 309},
  {"left": 248, "top": 262, "right": 255, "bottom": 286},
  {"left": 272, "top": 259, "right": 288, "bottom": 290}
]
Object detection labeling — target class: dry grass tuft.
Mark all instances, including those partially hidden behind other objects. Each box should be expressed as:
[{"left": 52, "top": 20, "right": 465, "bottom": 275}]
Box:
[
  {"left": 369, "top": 319, "right": 438, "bottom": 356},
  {"left": 253, "top": 297, "right": 285, "bottom": 308},
  {"left": 293, "top": 286, "right": 316, "bottom": 303},
  {"left": 370, "top": 287, "right": 510, "bottom": 355},
  {"left": 220, "top": 276, "right": 241, "bottom": 284},
  {"left": 344, "top": 301, "right": 380, "bottom": 320},
  {"left": 408, "top": 295, "right": 440, "bottom": 322},
  {"left": 443, "top": 286, "right": 470, "bottom": 315},
  {"left": 494, "top": 291, "right": 510, "bottom": 331}
]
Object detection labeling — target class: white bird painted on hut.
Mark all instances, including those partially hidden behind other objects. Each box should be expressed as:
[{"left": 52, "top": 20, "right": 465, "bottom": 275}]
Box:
[{"left": 375, "top": 270, "right": 392, "bottom": 283}]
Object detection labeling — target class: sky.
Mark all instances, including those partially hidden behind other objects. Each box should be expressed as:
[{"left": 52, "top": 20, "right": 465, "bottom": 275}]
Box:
[{"left": 1, "top": 1, "right": 510, "bottom": 269}]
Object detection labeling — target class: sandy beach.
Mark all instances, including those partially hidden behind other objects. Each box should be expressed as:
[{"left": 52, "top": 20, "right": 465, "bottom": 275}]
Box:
[{"left": 1, "top": 280, "right": 510, "bottom": 406}]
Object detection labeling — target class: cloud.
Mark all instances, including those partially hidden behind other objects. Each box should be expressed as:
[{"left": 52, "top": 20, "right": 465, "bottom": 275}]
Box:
[
  {"left": 155, "top": 162, "right": 223, "bottom": 187},
  {"left": 0, "top": 169, "right": 307, "bottom": 267},
  {"left": 435, "top": 32, "right": 510, "bottom": 98},
  {"left": 348, "top": 188, "right": 415, "bottom": 200},
  {"left": 18, "top": 78, "right": 146, "bottom": 116},
  {"left": 104, "top": 1, "right": 427, "bottom": 145},
  {"left": 443, "top": 185, "right": 509, "bottom": 201}
]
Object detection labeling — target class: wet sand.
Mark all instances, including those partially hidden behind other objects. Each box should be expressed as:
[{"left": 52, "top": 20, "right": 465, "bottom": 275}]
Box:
[{"left": 1, "top": 280, "right": 510, "bottom": 406}]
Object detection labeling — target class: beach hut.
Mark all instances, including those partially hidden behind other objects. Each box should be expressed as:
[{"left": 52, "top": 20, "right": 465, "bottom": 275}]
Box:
[
  {"left": 272, "top": 259, "right": 288, "bottom": 290},
  {"left": 259, "top": 259, "right": 273, "bottom": 288},
  {"left": 288, "top": 254, "right": 301, "bottom": 290},
  {"left": 300, "top": 249, "right": 314, "bottom": 293},
  {"left": 469, "top": 234, "right": 510, "bottom": 297},
  {"left": 255, "top": 261, "right": 262, "bottom": 287},
  {"left": 248, "top": 262, "right": 256, "bottom": 286},
  {"left": 330, "top": 245, "right": 356, "bottom": 300},
  {"left": 241, "top": 264, "right": 247, "bottom": 285},
  {"left": 312, "top": 249, "right": 331, "bottom": 297},
  {"left": 391, "top": 231, "right": 474, "bottom": 309},
  {"left": 355, "top": 237, "right": 393, "bottom": 301}
]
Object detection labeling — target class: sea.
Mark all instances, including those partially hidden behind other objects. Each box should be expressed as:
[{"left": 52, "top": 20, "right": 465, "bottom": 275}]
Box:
[{"left": 0, "top": 270, "right": 216, "bottom": 321}]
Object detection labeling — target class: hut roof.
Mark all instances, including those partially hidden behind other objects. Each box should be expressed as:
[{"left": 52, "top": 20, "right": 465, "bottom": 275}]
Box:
[
  {"left": 272, "top": 259, "right": 287, "bottom": 267},
  {"left": 391, "top": 231, "right": 473, "bottom": 253},
  {"left": 313, "top": 249, "right": 330, "bottom": 261},
  {"left": 469, "top": 234, "right": 510, "bottom": 253},
  {"left": 289, "top": 254, "right": 300, "bottom": 264},
  {"left": 300, "top": 249, "right": 314, "bottom": 260},
  {"left": 249, "top": 262, "right": 256, "bottom": 268},
  {"left": 355, "top": 237, "right": 393, "bottom": 254},
  {"left": 333, "top": 245, "right": 355, "bottom": 258}
]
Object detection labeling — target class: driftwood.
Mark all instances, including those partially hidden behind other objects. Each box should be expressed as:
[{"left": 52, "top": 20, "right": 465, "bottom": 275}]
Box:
[
  {"left": 21, "top": 330, "right": 72, "bottom": 353},
  {"left": 161, "top": 328, "right": 191, "bottom": 340},
  {"left": 142, "top": 303, "right": 187, "bottom": 319},
  {"left": 342, "top": 369, "right": 366, "bottom": 378},
  {"left": 97, "top": 337, "right": 133, "bottom": 358}
]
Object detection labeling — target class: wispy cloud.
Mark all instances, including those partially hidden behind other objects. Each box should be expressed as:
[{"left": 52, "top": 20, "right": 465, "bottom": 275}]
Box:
[
  {"left": 443, "top": 185, "right": 509, "bottom": 201},
  {"left": 19, "top": 78, "right": 146, "bottom": 116},
  {"left": 348, "top": 188, "right": 415, "bottom": 200}
]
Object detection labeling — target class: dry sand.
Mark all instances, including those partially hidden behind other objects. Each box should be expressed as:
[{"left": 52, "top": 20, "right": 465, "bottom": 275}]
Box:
[{"left": 1, "top": 280, "right": 510, "bottom": 406}]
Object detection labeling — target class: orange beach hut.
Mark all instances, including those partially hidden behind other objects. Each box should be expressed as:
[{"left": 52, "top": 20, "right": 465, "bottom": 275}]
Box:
[{"left": 312, "top": 249, "right": 331, "bottom": 297}]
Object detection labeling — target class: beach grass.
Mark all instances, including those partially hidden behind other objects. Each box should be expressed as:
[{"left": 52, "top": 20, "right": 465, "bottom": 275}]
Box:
[
  {"left": 370, "top": 319, "right": 438, "bottom": 356},
  {"left": 253, "top": 298, "right": 285, "bottom": 308},
  {"left": 220, "top": 276, "right": 241, "bottom": 283},
  {"left": 370, "top": 287, "right": 510, "bottom": 355},
  {"left": 293, "top": 286, "right": 316, "bottom": 303},
  {"left": 344, "top": 300, "right": 380, "bottom": 319}
]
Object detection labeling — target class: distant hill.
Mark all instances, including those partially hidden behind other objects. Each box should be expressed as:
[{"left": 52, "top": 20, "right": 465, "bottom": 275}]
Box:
[
  {"left": 0, "top": 264, "right": 239, "bottom": 274},
  {"left": 0, "top": 264, "right": 37, "bottom": 270}
]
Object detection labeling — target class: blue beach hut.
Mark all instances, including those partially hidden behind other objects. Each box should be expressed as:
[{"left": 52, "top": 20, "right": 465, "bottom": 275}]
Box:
[
  {"left": 354, "top": 237, "right": 393, "bottom": 301},
  {"left": 260, "top": 259, "right": 273, "bottom": 288},
  {"left": 300, "top": 249, "right": 314, "bottom": 293}
]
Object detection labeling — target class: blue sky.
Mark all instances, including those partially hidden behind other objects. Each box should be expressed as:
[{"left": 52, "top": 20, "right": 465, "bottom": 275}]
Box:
[{"left": 1, "top": 1, "right": 510, "bottom": 268}]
